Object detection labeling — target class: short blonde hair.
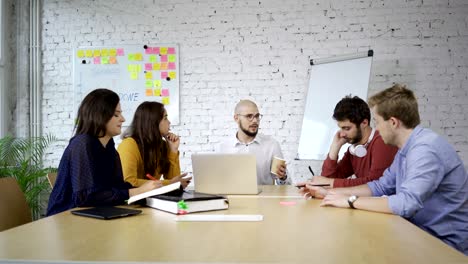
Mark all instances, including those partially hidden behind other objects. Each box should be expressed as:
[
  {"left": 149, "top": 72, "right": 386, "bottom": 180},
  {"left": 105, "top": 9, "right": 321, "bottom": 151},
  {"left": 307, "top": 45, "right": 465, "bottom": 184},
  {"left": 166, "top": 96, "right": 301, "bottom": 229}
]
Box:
[{"left": 368, "top": 84, "right": 420, "bottom": 129}]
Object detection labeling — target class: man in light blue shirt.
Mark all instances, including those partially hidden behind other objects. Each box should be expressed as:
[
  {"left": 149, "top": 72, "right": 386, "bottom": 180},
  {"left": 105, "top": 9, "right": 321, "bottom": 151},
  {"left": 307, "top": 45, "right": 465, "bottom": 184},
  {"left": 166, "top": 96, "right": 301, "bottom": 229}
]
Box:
[{"left": 299, "top": 84, "right": 468, "bottom": 254}]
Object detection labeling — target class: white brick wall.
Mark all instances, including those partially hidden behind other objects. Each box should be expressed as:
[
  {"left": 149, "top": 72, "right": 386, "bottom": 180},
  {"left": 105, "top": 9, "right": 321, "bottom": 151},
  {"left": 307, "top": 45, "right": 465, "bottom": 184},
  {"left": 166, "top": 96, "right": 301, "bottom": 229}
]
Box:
[{"left": 11, "top": 0, "right": 468, "bottom": 182}]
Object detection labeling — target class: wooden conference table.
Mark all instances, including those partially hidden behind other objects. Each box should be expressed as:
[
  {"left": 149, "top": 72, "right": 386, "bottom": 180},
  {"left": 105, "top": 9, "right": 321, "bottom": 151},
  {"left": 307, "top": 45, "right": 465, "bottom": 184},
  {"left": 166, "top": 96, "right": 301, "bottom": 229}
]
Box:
[{"left": 0, "top": 186, "right": 466, "bottom": 263}]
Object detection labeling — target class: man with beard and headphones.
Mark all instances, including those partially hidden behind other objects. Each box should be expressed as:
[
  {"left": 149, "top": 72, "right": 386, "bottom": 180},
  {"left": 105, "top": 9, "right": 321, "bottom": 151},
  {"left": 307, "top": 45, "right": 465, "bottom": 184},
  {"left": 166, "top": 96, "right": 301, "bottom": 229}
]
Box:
[
  {"left": 218, "top": 100, "right": 290, "bottom": 185},
  {"left": 309, "top": 95, "right": 398, "bottom": 188}
]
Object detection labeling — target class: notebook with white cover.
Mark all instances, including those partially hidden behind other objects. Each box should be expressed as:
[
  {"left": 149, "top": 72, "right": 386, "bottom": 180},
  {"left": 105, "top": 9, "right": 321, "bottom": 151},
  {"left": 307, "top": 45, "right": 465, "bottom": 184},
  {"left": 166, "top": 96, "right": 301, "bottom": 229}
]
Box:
[
  {"left": 127, "top": 181, "right": 181, "bottom": 204},
  {"left": 191, "top": 153, "right": 261, "bottom": 195}
]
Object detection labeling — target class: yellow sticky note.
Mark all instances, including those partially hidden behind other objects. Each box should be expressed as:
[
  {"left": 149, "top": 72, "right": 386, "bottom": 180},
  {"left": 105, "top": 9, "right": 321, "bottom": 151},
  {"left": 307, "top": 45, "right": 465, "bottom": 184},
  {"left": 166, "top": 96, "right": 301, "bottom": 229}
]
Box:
[
  {"left": 154, "top": 89, "right": 161, "bottom": 96},
  {"left": 101, "top": 49, "right": 109, "bottom": 57},
  {"left": 168, "top": 54, "right": 176, "bottom": 62},
  {"left": 93, "top": 50, "right": 101, "bottom": 57},
  {"left": 109, "top": 49, "right": 117, "bottom": 57},
  {"left": 160, "top": 47, "right": 168, "bottom": 55},
  {"left": 145, "top": 71, "right": 153, "bottom": 79},
  {"left": 153, "top": 80, "right": 162, "bottom": 87},
  {"left": 137, "top": 65, "right": 142, "bottom": 72},
  {"left": 153, "top": 63, "right": 161, "bottom": 70},
  {"left": 85, "top": 50, "right": 93, "bottom": 57},
  {"left": 135, "top": 53, "right": 143, "bottom": 61},
  {"left": 77, "top": 50, "right": 85, "bottom": 58},
  {"left": 127, "top": 64, "right": 136, "bottom": 72},
  {"left": 130, "top": 72, "right": 138, "bottom": 80},
  {"left": 169, "top": 72, "right": 176, "bottom": 79},
  {"left": 145, "top": 89, "right": 153, "bottom": 96},
  {"left": 162, "top": 97, "right": 170, "bottom": 105}
]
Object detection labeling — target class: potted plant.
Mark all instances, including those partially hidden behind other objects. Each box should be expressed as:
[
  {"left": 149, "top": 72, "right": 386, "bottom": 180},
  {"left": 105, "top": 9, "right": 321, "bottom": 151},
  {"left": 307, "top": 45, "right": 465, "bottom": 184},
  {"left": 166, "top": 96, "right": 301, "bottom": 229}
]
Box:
[{"left": 0, "top": 135, "right": 57, "bottom": 219}]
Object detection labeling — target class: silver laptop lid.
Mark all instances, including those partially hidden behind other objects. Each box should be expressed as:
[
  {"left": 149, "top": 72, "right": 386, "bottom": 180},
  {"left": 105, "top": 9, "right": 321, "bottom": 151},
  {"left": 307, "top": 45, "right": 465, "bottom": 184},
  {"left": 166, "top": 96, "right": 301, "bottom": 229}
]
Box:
[{"left": 191, "top": 153, "right": 260, "bottom": 195}]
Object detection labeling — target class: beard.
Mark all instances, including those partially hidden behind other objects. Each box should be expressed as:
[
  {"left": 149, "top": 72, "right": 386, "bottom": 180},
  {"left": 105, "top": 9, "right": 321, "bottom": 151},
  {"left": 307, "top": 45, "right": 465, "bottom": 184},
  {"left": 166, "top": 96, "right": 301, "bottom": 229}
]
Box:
[
  {"left": 348, "top": 127, "right": 363, "bottom": 145},
  {"left": 239, "top": 120, "right": 258, "bottom": 138}
]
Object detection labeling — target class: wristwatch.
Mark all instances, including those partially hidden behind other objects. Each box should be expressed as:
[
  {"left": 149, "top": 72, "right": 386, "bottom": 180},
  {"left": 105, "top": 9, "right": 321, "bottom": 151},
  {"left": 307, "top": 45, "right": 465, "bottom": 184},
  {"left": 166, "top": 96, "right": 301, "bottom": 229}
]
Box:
[{"left": 348, "top": 195, "right": 359, "bottom": 209}]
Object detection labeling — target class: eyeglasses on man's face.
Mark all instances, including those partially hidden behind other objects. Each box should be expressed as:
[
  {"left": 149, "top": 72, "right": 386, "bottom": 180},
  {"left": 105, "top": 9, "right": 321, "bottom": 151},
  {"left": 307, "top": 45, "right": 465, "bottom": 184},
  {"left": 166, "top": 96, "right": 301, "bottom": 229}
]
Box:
[{"left": 237, "top": 113, "right": 263, "bottom": 121}]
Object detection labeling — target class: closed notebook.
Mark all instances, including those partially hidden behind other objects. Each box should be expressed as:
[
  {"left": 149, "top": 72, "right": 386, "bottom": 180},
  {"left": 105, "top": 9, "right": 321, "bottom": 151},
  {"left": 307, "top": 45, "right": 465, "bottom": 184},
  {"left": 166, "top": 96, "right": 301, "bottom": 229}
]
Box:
[{"left": 146, "top": 189, "right": 229, "bottom": 214}]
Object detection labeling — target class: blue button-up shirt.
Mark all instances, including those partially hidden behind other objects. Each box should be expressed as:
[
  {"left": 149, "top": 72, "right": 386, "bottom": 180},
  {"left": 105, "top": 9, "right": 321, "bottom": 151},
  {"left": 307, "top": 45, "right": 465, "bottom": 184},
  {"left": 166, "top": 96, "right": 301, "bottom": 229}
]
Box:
[{"left": 368, "top": 126, "right": 468, "bottom": 254}]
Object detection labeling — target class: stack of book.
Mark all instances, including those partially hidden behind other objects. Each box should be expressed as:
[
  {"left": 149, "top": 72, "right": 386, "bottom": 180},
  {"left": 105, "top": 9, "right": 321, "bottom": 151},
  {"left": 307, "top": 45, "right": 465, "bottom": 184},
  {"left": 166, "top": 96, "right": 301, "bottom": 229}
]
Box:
[{"left": 128, "top": 182, "right": 229, "bottom": 214}]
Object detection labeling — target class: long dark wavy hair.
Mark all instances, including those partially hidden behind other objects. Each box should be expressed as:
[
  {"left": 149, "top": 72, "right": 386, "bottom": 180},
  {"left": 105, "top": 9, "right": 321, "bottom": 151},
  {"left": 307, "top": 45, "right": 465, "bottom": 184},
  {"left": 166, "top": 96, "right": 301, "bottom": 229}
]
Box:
[
  {"left": 75, "top": 88, "right": 120, "bottom": 137},
  {"left": 122, "top": 101, "right": 170, "bottom": 175}
]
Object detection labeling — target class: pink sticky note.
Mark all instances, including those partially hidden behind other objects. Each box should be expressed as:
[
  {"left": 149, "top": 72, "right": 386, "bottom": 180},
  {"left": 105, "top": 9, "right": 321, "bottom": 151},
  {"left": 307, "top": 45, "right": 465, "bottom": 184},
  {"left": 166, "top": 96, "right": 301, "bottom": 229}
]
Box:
[
  {"left": 160, "top": 55, "right": 168, "bottom": 62},
  {"left": 279, "top": 201, "right": 297, "bottom": 206},
  {"left": 93, "top": 57, "right": 101, "bottom": 64},
  {"left": 168, "top": 47, "right": 175, "bottom": 54},
  {"left": 116, "top": 48, "right": 124, "bottom": 56},
  {"left": 145, "top": 47, "right": 152, "bottom": 54},
  {"left": 161, "top": 72, "right": 168, "bottom": 79},
  {"left": 145, "top": 63, "right": 153, "bottom": 71},
  {"left": 154, "top": 47, "right": 160, "bottom": 54},
  {"left": 168, "top": 62, "right": 176, "bottom": 70},
  {"left": 161, "top": 89, "right": 169, "bottom": 96}
]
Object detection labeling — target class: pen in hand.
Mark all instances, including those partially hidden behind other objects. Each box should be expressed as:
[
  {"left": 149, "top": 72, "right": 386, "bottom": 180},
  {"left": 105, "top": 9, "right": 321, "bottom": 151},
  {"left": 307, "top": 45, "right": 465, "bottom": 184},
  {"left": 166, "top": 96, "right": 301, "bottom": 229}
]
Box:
[
  {"left": 296, "top": 183, "right": 330, "bottom": 188},
  {"left": 146, "top": 173, "right": 157, "bottom": 181},
  {"left": 308, "top": 166, "right": 315, "bottom": 176}
]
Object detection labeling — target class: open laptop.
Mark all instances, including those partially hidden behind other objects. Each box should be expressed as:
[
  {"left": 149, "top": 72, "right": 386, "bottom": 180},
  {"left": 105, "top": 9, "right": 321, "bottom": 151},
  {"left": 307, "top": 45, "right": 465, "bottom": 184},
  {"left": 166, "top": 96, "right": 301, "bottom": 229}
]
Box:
[{"left": 191, "top": 153, "right": 261, "bottom": 195}]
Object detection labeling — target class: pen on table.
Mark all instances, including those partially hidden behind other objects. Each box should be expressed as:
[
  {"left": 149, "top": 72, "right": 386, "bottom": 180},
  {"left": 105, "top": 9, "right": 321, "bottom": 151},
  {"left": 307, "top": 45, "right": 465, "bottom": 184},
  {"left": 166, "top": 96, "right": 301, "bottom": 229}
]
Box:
[
  {"left": 146, "top": 173, "right": 157, "bottom": 181},
  {"left": 308, "top": 166, "right": 315, "bottom": 176},
  {"left": 296, "top": 183, "right": 330, "bottom": 188}
]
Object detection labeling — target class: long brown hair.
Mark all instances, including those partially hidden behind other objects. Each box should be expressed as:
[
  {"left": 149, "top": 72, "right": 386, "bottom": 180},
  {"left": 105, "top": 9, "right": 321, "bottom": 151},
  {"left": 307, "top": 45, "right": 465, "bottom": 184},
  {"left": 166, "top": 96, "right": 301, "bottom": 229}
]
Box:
[
  {"left": 122, "top": 102, "right": 169, "bottom": 175},
  {"left": 75, "top": 89, "right": 120, "bottom": 137}
]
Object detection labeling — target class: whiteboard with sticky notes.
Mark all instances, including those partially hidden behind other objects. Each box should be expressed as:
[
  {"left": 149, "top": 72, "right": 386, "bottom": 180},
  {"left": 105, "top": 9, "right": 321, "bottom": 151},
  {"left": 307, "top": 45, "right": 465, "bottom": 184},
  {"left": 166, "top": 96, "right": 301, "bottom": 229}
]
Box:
[{"left": 73, "top": 44, "right": 180, "bottom": 126}]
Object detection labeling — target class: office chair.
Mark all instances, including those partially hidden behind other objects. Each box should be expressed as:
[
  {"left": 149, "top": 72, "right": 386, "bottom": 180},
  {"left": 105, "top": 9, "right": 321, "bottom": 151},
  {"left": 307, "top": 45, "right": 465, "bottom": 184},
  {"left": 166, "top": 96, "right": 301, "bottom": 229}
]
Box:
[
  {"left": 0, "top": 177, "right": 32, "bottom": 231},
  {"left": 46, "top": 172, "right": 57, "bottom": 188}
]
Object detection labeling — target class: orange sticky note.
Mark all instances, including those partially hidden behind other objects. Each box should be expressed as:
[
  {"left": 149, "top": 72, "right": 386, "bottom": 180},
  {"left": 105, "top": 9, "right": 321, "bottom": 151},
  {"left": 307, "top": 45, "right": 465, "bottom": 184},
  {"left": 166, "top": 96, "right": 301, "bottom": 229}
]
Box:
[
  {"left": 161, "top": 62, "right": 168, "bottom": 70},
  {"left": 109, "top": 57, "right": 117, "bottom": 64},
  {"left": 145, "top": 89, "right": 153, "bottom": 96}
]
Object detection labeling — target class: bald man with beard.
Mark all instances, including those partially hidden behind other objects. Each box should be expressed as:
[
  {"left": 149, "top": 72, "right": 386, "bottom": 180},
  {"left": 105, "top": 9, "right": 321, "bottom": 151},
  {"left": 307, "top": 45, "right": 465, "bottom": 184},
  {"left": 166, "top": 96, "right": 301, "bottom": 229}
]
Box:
[{"left": 218, "top": 100, "right": 290, "bottom": 185}]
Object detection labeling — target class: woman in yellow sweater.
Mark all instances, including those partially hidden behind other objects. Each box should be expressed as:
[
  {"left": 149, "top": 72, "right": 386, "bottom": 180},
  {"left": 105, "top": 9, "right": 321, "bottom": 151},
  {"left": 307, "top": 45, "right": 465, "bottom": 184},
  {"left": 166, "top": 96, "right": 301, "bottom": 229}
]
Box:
[{"left": 117, "top": 101, "right": 191, "bottom": 188}]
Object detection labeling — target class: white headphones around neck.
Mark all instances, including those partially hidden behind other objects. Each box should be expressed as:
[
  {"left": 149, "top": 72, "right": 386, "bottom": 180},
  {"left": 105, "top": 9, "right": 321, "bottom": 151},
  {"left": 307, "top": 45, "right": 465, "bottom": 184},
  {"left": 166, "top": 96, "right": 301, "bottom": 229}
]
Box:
[{"left": 349, "top": 128, "right": 375, "bottom": 158}]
